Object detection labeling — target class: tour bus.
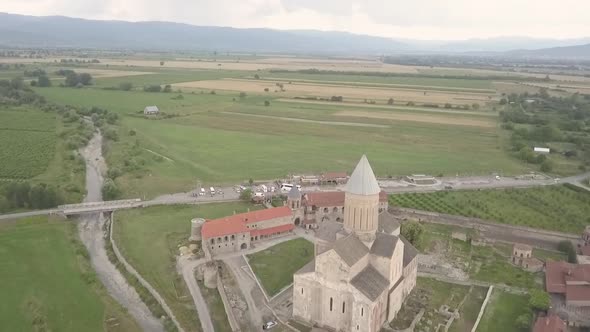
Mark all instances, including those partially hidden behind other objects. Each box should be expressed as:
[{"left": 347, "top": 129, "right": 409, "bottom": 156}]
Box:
[{"left": 280, "top": 183, "right": 301, "bottom": 193}]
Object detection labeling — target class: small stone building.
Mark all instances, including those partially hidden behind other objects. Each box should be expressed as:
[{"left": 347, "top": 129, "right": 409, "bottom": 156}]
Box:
[{"left": 512, "top": 243, "right": 543, "bottom": 272}]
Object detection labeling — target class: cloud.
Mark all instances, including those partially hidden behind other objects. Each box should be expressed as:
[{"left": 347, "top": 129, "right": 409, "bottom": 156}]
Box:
[{"left": 2, "top": 0, "right": 590, "bottom": 40}]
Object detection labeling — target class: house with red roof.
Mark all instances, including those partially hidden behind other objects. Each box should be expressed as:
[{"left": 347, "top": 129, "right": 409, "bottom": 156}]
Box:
[
  {"left": 201, "top": 206, "right": 294, "bottom": 257},
  {"left": 545, "top": 261, "right": 590, "bottom": 307},
  {"left": 533, "top": 314, "right": 566, "bottom": 332}
]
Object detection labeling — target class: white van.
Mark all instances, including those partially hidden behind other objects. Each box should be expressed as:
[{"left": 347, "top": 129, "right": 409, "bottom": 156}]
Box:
[
  {"left": 209, "top": 187, "right": 215, "bottom": 195},
  {"left": 280, "top": 183, "right": 293, "bottom": 193},
  {"left": 199, "top": 188, "right": 206, "bottom": 196}
]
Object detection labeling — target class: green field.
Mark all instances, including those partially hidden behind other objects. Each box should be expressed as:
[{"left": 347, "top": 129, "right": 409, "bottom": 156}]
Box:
[
  {"left": 0, "top": 108, "right": 57, "bottom": 179},
  {"left": 476, "top": 291, "right": 530, "bottom": 332},
  {"left": 29, "top": 65, "right": 535, "bottom": 198},
  {"left": 391, "top": 185, "right": 590, "bottom": 233},
  {"left": 0, "top": 216, "right": 139, "bottom": 332},
  {"left": 113, "top": 202, "right": 258, "bottom": 332},
  {"left": 247, "top": 238, "right": 314, "bottom": 297}
]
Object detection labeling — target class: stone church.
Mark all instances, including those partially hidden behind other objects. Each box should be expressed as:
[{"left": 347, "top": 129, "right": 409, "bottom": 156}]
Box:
[{"left": 292, "top": 155, "right": 418, "bottom": 332}]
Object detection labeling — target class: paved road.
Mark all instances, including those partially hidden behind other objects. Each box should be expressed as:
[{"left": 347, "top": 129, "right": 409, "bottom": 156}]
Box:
[{"left": 2, "top": 172, "right": 589, "bottom": 222}]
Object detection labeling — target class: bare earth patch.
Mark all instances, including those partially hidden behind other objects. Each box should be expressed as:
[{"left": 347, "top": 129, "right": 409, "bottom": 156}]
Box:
[
  {"left": 174, "top": 79, "right": 494, "bottom": 105},
  {"left": 334, "top": 110, "right": 496, "bottom": 128}
]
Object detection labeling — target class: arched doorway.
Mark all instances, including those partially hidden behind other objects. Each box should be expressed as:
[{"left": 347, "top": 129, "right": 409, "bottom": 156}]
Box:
[
  {"left": 240, "top": 243, "right": 247, "bottom": 250},
  {"left": 294, "top": 217, "right": 301, "bottom": 226}
]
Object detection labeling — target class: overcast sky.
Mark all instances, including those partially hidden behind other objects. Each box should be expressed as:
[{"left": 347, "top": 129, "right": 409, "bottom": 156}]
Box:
[{"left": 3, "top": 0, "right": 590, "bottom": 40}]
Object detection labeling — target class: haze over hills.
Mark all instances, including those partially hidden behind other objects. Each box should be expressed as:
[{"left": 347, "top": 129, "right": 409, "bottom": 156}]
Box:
[{"left": 0, "top": 12, "right": 589, "bottom": 58}]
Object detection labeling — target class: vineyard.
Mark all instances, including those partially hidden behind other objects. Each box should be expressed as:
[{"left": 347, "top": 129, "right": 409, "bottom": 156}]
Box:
[
  {"left": 0, "top": 108, "right": 57, "bottom": 179},
  {"left": 390, "top": 185, "right": 590, "bottom": 233}
]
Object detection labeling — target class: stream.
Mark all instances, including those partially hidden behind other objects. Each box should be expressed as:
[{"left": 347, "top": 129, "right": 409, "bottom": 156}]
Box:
[{"left": 77, "top": 130, "right": 164, "bottom": 332}]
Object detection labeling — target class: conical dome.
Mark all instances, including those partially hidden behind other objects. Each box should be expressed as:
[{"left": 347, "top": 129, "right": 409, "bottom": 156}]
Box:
[{"left": 345, "top": 155, "right": 380, "bottom": 196}]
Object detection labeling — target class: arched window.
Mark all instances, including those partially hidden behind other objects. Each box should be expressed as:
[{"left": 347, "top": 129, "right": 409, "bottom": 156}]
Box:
[
  {"left": 231, "top": 235, "right": 235, "bottom": 240},
  {"left": 210, "top": 239, "right": 215, "bottom": 244},
  {"left": 342, "top": 302, "right": 346, "bottom": 313},
  {"left": 361, "top": 307, "right": 364, "bottom": 317},
  {"left": 224, "top": 236, "right": 228, "bottom": 242},
  {"left": 301, "top": 288, "right": 304, "bottom": 295},
  {"left": 333, "top": 207, "right": 338, "bottom": 213},
  {"left": 323, "top": 207, "right": 329, "bottom": 213},
  {"left": 329, "top": 297, "right": 333, "bottom": 311}
]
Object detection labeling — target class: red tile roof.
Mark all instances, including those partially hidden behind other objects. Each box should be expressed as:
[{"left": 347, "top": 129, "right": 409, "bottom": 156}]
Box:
[
  {"left": 533, "top": 314, "right": 566, "bottom": 332},
  {"left": 545, "top": 261, "right": 590, "bottom": 302},
  {"left": 202, "top": 218, "right": 249, "bottom": 238},
  {"left": 251, "top": 224, "right": 294, "bottom": 237},
  {"left": 201, "top": 206, "right": 292, "bottom": 238},
  {"left": 304, "top": 191, "right": 387, "bottom": 207}
]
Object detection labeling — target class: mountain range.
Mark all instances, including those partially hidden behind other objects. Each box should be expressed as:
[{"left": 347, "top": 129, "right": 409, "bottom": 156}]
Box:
[{"left": 1, "top": 12, "right": 589, "bottom": 59}]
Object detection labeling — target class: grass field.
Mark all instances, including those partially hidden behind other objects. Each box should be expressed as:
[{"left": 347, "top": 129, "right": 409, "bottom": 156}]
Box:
[
  {"left": 476, "top": 291, "right": 530, "bottom": 332},
  {"left": 0, "top": 107, "right": 57, "bottom": 179},
  {"left": 449, "top": 286, "right": 488, "bottom": 332},
  {"left": 0, "top": 216, "right": 140, "bottom": 332},
  {"left": 34, "top": 82, "right": 529, "bottom": 198},
  {"left": 113, "top": 202, "right": 258, "bottom": 332},
  {"left": 390, "top": 185, "right": 590, "bottom": 233},
  {"left": 247, "top": 238, "right": 314, "bottom": 297}
]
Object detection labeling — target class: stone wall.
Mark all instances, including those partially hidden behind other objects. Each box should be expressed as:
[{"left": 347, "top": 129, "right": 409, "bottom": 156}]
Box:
[{"left": 217, "top": 274, "right": 240, "bottom": 331}]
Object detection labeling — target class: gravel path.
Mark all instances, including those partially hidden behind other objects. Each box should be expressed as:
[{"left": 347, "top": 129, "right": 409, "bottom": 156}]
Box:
[{"left": 77, "top": 131, "right": 164, "bottom": 332}]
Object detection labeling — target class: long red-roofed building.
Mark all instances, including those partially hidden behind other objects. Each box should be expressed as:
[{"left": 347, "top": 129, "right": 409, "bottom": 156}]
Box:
[
  {"left": 201, "top": 206, "right": 294, "bottom": 256},
  {"left": 301, "top": 191, "right": 389, "bottom": 225}
]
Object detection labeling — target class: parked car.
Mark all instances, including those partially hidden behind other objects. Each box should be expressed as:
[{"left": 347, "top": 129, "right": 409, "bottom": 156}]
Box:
[
  {"left": 262, "top": 321, "right": 277, "bottom": 330},
  {"left": 199, "top": 188, "right": 206, "bottom": 196}
]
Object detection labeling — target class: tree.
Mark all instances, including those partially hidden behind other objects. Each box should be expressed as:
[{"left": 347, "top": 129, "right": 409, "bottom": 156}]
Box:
[
  {"left": 78, "top": 73, "right": 92, "bottom": 85},
  {"left": 529, "top": 289, "right": 551, "bottom": 311},
  {"left": 239, "top": 92, "right": 247, "bottom": 98},
  {"left": 248, "top": 178, "right": 254, "bottom": 185},
  {"left": 387, "top": 98, "right": 394, "bottom": 105},
  {"left": 264, "top": 100, "right": 270, "bottom": 107},
  {"left": 10, "top": 77, "right": 24, "bottom": 89},
  {"left": 401, "top": 221, "right": 424, "bottom": 246},
  {"left": 254, "top": 74, "right": 260, "bottom": 79},
  {"left": 515, "top": 312, "right": 532, "bottom": 330},
  {"left": 102, "top": 179, "right": 120, "bottom": 200},
  {"left": 239, "top": 189, "right": 252, "bottom": 201},
  {"left": 444, "top": 103, "right": 452, "bottom": 109},
  {"left": 472, "top": 103, "right": 480, "bottom": 110},
  {"left": 406, "top": 101, "right": 415, "bottom": 106},
  {"left": 499, "top": 98, "right": 508, "bottom": 105},
  {"left": 160, "top": 61, "right": 165, "bottom": 66},
  {"left": 264, "top": 88, "right": 269, "bottom": 92},
  {"left": 119, "top": 82, "right": 133, "bottom": 91},
  {"left": 143, "top": 85, "right": 162, "bottom": 92},
  {"left": 65, "top": 72, "right": 79, "bottom": 87},
  {"left": 558, "top": 240, "right": 578, "bottom": 263},
  {"left": 163, "top": 84, "right": 172, "bottom": 93},
  {"left": 540, "top": 160, "right": 553, "bottom": 172},
  {"left": 37, "top": 75, "right": 51, "bottom": 87}
]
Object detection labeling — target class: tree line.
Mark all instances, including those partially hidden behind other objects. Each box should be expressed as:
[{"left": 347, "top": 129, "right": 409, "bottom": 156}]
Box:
[{"left": 0, "top": 182, "right": 63, "bottom": 212}]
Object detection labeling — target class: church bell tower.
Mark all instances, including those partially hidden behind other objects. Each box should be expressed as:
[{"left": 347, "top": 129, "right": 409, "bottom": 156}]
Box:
[{"left": 343, "top": 155, "right": 381, "bottom": 243}]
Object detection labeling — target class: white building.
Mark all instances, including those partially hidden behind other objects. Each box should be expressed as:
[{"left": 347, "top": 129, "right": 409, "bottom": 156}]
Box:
[
  {"left": 144, "top": 105, "right": 160, "bottom": 115},
  {"left": 534, "top": 147, "right": 550, "bottom": 154}
]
